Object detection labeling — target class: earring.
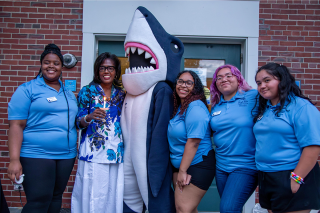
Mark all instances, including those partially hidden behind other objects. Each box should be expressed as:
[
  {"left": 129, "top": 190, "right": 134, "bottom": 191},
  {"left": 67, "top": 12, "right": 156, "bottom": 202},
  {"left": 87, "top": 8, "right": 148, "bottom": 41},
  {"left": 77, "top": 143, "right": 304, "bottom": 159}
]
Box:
[
  {"left": 59, "top": 73, "right": 62, "bottom": 80},
  {"left": 39, "top": 71, "right": 43, "bottom": 78}
]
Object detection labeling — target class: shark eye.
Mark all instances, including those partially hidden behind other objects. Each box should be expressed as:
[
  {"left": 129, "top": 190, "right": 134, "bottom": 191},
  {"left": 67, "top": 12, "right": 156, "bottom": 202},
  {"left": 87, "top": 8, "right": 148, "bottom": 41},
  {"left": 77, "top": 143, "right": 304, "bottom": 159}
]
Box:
[
  {"left": 170, "top": 42, "right": 179, "bottom": 53},
  {"left": 144, "top": 14, "right": 148, "bottom": 17}
]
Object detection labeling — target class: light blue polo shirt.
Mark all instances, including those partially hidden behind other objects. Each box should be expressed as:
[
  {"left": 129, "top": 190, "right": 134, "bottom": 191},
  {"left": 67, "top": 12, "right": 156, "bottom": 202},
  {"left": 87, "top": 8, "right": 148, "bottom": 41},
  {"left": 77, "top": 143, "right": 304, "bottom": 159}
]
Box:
[
  {"left": 168, "top": 100, "right": 213, "bottom": 169},
  {"left": 254, "top": 95, "right": 320, "bottom": 172},
  {"left": 210, "top": 89, "right": 258, "bottom": 172},
  {"left": 8, "top": 76, "right": 78, "bottom": 159}
]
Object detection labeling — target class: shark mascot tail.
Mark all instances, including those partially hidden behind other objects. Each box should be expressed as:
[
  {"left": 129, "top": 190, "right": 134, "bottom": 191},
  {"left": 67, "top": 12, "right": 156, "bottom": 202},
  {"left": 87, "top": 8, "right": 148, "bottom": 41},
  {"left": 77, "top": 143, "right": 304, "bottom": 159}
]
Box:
[{"left": 121, "top": 6, "right": 184, "bottom": 213}]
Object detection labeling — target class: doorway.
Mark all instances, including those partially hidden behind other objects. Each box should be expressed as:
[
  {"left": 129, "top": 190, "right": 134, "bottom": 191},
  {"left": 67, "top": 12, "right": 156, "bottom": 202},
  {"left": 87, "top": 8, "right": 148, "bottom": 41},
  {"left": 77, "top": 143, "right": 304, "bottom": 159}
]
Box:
[{"left": 98, "top": 40, "right": 241, "bottom": 212}]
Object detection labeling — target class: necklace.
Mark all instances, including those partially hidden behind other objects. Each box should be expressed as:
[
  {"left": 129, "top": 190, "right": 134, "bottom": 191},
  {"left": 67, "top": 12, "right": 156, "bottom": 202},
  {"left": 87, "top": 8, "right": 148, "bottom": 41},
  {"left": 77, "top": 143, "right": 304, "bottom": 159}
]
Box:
[{"left": 105, "top": 85, "right": 114, "bottom": 102}]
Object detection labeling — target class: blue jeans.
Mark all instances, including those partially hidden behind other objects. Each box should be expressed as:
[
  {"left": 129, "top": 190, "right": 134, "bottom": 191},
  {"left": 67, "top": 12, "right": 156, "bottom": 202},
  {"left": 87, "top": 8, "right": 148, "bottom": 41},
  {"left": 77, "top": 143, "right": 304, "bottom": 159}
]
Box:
[{"left": 216, "top": 167, "right": 258, "bottom": 213}]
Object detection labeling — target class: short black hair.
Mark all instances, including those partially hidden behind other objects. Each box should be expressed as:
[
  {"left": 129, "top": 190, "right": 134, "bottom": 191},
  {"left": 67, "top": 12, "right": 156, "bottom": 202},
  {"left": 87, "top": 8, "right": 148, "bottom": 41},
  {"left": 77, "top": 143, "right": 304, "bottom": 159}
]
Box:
[{"left": 93, "top": 52, "right": 122, "bottom": 87}]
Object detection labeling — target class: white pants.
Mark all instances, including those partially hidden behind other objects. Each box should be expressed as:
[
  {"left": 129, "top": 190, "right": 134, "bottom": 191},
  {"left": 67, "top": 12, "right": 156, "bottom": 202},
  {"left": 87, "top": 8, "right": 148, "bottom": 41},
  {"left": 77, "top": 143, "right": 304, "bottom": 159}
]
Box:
[{"left": 71, "top": 160, "right": 124, "bottom": 213}]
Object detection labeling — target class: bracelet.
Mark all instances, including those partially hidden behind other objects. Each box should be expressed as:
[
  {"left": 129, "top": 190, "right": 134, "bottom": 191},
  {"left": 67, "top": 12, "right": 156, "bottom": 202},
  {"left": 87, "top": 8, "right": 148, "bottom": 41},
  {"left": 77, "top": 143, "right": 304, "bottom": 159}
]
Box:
[
  {"left": 290, "top": 172, "right": 304, "bottom": 184},
  {"left": 84, "top": 115, "right": 92, "bottom": 124}
]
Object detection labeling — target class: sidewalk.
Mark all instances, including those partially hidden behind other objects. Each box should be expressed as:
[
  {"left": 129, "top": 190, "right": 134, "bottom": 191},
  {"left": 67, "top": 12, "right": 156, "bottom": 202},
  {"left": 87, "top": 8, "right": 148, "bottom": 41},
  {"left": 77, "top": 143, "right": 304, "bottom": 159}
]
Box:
[{"left": 9, "top": 208, "right": 71, "bottom": 213}]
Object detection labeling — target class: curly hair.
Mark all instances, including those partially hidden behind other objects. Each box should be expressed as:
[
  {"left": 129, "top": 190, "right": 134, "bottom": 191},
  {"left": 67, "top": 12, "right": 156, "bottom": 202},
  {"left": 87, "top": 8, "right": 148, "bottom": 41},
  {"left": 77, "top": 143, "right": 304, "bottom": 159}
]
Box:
[
  {"left": 36, "top": 43, "right": 64, "bottom": 78},
  {"left": 253, "top": 62, "right": 314, "bottom": 123},
  {"left": 172, "top": 70, "right": 207, "bottom": 118},
  {"left": 93, "top": 52, "right": 122, "bottom": 88},
  {"left": 210, "top": 64, "right": 252, "bottom": 108}
]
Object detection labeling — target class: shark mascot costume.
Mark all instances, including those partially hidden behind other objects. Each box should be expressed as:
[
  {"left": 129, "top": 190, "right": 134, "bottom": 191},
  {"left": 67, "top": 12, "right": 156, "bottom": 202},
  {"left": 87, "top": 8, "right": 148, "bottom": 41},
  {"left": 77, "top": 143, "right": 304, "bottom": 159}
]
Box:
[{"left": 121, "top": 6, "right": 184, "bottom": 213}]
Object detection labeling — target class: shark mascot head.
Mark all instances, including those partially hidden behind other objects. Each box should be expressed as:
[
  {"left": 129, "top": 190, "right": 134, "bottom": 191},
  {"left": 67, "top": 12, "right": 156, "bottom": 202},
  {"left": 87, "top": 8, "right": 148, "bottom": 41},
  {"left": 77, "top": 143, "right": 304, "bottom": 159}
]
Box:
[
  {"left": 121, "top": 6, "right": 184, "bottom": 213},
  {"left": 123, "top": 6, "right": 184, "bottom": 95}
]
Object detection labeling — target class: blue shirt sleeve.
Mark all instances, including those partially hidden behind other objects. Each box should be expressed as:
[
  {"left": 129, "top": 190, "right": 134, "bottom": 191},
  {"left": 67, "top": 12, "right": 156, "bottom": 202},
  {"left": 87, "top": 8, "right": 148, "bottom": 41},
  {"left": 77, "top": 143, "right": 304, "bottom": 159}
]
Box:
[
  {"left": 294, "top": 103, "right": 320, "bottom": 148},
  {"left": 8, "top": 84, "right": 31, "bottom": 120},
  {"left": 185, "top": 105, "right": 209, "bottom": 139},
  {"left": 76, "top": 86, "right": 90, "bottom": 129}
]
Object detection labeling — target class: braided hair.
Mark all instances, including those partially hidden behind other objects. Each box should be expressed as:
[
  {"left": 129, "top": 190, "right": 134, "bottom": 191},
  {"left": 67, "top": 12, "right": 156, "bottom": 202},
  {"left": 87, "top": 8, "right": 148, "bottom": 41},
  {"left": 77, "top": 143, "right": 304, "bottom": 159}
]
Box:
[
  {"left": 253, "top": 63, "right": 314, "bottom": 123},
  {"left": 172, "top": 70, "right": 207, "bottom": 118},
  {"left": 93, "top": 52, "right": 122, "bottom": 88},
  {"left": 36, "top": 43, "right": 63, "bottom": 78}
]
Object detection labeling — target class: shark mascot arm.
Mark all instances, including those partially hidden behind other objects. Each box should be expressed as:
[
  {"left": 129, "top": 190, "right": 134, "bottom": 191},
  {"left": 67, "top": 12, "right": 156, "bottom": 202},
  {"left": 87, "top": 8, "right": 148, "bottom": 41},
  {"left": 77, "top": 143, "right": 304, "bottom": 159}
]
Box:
[{"left": 121, "top": 6, "right": 184, "bottom": 213}]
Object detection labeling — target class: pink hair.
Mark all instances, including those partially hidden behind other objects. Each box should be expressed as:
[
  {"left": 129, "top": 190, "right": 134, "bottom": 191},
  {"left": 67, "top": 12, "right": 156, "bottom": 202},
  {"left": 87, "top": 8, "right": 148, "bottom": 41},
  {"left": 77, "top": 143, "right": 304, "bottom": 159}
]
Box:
[{"left": 210, "top": 64, "right": 252, "bottom": 107}]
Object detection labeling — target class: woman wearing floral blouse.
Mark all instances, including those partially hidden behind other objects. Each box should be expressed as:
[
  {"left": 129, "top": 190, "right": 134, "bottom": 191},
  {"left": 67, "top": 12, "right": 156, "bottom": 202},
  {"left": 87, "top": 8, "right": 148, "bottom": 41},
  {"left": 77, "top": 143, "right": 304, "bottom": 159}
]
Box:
[{"left": 71, "top": 52, "right": 126, "bottom": 213}]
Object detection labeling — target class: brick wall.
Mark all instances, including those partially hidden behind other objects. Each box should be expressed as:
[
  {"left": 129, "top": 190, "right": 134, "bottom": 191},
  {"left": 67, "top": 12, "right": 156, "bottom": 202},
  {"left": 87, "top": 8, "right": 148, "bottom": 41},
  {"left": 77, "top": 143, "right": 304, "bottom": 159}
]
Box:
[
  {"left": 259, "top": 0, "right": 320, "bottom": 111},
  {"left": 0, "top": 0, "right": 83, "bottom": 208}
]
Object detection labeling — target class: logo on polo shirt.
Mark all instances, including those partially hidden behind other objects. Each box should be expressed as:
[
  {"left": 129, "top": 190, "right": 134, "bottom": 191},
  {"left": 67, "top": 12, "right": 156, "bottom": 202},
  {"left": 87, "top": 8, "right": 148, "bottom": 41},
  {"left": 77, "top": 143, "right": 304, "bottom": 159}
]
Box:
[{"left": 238, "top": 99, "right": 248, "bottom": 107}]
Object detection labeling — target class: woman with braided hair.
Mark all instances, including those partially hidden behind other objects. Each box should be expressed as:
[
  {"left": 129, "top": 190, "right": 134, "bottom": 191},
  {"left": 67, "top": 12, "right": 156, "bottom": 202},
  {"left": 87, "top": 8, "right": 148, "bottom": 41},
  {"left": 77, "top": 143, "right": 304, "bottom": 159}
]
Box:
[
  {"left": 7, "top": 44, "right": 78, "bottom": 213},
  {"left": 167, "top": 70, "right": 215, "bottom": 213}
]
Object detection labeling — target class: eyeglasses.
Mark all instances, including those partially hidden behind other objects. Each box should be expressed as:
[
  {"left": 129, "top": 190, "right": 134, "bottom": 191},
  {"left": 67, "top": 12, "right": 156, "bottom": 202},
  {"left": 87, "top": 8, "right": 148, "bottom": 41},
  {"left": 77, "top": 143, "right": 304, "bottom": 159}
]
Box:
[
  {"left": 177, "top": 79, "right": 194, "bottom": 87},
  {"left": 216, "top": 74, "right": 234, "bottom": 82},
  {"left": 99, "top": 66, "right": 115, "bottom": 73}
]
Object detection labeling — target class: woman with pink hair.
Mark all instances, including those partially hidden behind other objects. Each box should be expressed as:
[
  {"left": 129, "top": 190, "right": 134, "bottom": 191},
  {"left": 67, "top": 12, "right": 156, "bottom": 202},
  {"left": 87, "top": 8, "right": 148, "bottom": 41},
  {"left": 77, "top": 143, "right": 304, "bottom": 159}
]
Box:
[{"left": 209, "top": 64, "right": 258, "bottom": 213}]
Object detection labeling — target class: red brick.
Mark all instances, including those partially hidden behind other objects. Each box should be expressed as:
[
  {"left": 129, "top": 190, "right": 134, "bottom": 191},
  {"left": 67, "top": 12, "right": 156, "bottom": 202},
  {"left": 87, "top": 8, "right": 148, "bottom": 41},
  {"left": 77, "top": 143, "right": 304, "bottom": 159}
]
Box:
[
  {"left": 11, "top": 13, "right": 28, "bottom": 18},
  {"left": 11, "top": 44, "right": 28, "bottom": 49},
  {"left": 264, "top": 20, "right": 280, "bottom": 25},
  {"left": 295, "top": 52, "right": 312, "bottom": 57},
  {"left": 3, "top": 18, "right": 20, "bottom": 23},
  {"left": 21, "top": 19, "right": 37, "bottom": 24},
  {"left": 289, "top": 4, "right": 305, "bottom": 9},
  {"left": 19, "top": 39, "right": 36, "bottom": 44},
  {"left": 280, "top": 21, "right": 296, "bottom": 25},
  {"left": 309, "top": 31, "right": 319, "bottom": 36},
  {"left": 36, "top": 29, "right": 53, "bottom": 34},
  {"left": 37, "top": 8, "right": 54, "bottom": 13},
  {"left": 20, "top": 29, "right": 36, "bottom": 34},
  {"left": 30, "top": 2, "right": 46, "bottom": 7},
  {"left": 306, "top": 4, "right": 320, "bottom": 9},
  {"left": 288, "top": 36, "right": 304, "bottom": 41},
  {"left": 272, "top": 14, "right": 288, "bottom": 19},
  {"left": 289, "top": 15, "right": 306, "bottom": 20},
  {"left": 265, "top": 9, "right": 281, "bottom": 13},
  {"left": 2, "top": 7, "right": 20, "bottom": 12},
  {"left": 38, "top": 19, "right": 54, "bottom": 24},
  {"left": 305, "top": 26, "right": 320, "bottom": 31},
  {"left": 280, "top": 9, "right": 297, "bottom": 14},
  {"left": 288, "top": 26, "right": 304, "bottom": 30},
  {"left": 305, "top": 47, "right": 320, "bottom": 52},
  {"left": 63, "top": 15, "right": 79, "bottom": 19},
  {"left": 29, "top": 14, "right": 45, "bottom": 19},
  {"left": 21, "top": 8, "right": 37, "bottom": 13},
  {"left": 2, "top": 49, "right": 18, "bottom": 54},
  {"left": 12, "top": 34, "right": 28, "bottom": 39},
  {"left": 260, "top": 14, "right": 272, "bottom": 19},
  {"left": 298, "top": 10, "right": 315, "bottom": 15},
  {"left": 58, "top": 25, "right": 66, "bottom": 29},
  {"left": 3, "top": 28, "right": 19, "bottom": 33},
  {"left": 54, "top": 40, "right": 70, "bottom": 45},
  {"left": 272, "top": 4, "right": 288, "bottom": 9},
  {"left": 260, "top": 4, "right": 272, "bottom": 8},
  {"left": 271, "top": 46, "right": 288, "bottom": 51},
  {"left": 297, "top": 42, "right": 314, "bottom": 46},
  {"left": 47, "top": 3, "right": 64, "bottom": 7},
  {"left": 304, "top": 58, "right": 320, "bottom": 63},
  {"left": 13, "top": 2, "right": 30, "bottom": 7},
  {"left": 279, "top": 41, "right": 296, "bottom": 46},
  {"left": 306, "top": 15, "right": 320, "bottom": 20},
  {"left": 54, "top": 8, "right": 71, "bottom": 14}
]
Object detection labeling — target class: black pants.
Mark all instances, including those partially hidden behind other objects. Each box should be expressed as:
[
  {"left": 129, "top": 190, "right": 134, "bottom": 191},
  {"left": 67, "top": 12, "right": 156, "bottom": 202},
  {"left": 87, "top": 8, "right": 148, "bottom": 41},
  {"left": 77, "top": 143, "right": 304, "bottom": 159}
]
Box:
[
  {"left": 20, "top": 157, "right": 75, "bottom": 213},
  {"left": 0, "top": 177, "right": 9, "bottom": 213}
]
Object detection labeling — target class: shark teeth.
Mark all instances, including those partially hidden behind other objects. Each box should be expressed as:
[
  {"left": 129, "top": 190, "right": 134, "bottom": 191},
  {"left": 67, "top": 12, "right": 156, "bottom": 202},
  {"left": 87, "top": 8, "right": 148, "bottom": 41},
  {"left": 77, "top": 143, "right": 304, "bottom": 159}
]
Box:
[
  {"left": 125, "top": 66, "right": 155, "bottom": 74},
  {"left": 125, "top": 46, "right": 157, "bottom": 68}
]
